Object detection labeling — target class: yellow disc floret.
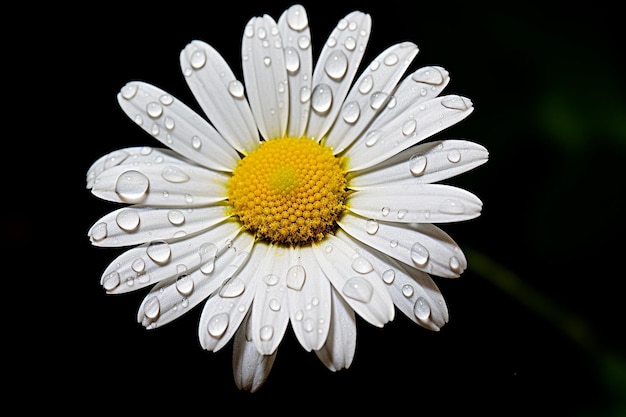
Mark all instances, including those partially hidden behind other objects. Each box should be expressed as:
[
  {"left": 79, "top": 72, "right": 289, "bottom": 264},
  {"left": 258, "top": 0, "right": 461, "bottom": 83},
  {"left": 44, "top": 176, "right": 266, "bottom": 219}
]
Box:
[{"left": 228, "top": 137, "right": 347, "bottom": 245}]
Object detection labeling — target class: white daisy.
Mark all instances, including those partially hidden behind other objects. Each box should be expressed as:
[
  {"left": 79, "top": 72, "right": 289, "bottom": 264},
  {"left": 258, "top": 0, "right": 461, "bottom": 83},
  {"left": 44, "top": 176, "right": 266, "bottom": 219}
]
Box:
[{"left": 87, "top": 4, "right": 488, "bottom": 392}]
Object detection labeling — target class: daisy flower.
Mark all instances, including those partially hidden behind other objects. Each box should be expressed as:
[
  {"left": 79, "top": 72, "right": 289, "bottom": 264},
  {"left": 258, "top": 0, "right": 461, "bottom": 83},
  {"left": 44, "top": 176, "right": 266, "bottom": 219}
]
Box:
[{"left": 87, "top": 4, "right": 488, "bottom": 392}]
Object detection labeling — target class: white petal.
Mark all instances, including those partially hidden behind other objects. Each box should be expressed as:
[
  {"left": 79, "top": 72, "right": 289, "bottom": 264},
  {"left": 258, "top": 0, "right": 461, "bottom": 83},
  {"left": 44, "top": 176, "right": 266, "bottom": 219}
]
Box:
[
  {"left": 314, "top": 288, "right": 356, "bottom": 371},
  {"left": 339, "top": 212, "right": 467, "bottom": 278},
  {"left": 88, "top": 205, "right": 230, "bottom": 247},
  {"left": 99, "top": 219, "right": 242, "bottom": 294},
  {"left": 242, "top": 15, "right": 289, "bottom": 140},
  {"left": 91, "top": 158, "right": 228, "bottom": 207},
  {"left": 306, "top": 11, "right": 372, "bottom": 141},
  {"left": 250, "top": 245, "right": 291, "bottom": 355},
  {"left": 137, "top": 229, "right": 254, "bottom": 329},
  {"left": 232, "top": 314, "right": 277, "bottom": 392},
  {"left": 346, "top": 95, "right": 474, "bottom": 171},
  {"left": 87, "top": 147, "right": 192, "bottom": 190},
  {"left": 286, "top": 246, "right": 331, "bottom": 351},
  {"left": 312, "top": 235, "right": 395, "bottom": 327},
  {"left": 336, "top": 230, "right": 448, "bottom": 331},
  {"left": 117, "top": 81, "right": 240, "bottom": 171},
  {"left": 180, "top": 41, "right": 260, "bottom": 155},
  {"left": 348, "top": 139, "right": 489, "bottom": 187},
  {"left": 347, "top": 183, "right": 483, "bottom": 224},
  {"left": 371, "top": 66, "right": 450, "bottom": 130},
  {"left": 199, "top": 241, "right": 269, "bottom": 352},
  {"left": 278, "top": 4, "right": 313, "bottom": 138},
  {"left": 324, "top": 42, "right": 419, "bottom": 154}
]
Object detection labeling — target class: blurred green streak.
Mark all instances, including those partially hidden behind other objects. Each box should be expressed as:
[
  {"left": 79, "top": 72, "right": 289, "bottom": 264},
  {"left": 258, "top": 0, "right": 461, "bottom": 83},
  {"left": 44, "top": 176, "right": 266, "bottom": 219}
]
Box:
[{"left": 466, "top": 247, "right": 626, "bottom": 417}]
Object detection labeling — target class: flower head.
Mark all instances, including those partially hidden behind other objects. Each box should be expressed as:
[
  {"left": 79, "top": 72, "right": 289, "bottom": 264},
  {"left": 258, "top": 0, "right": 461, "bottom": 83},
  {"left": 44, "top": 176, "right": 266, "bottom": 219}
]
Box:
[{"left": 87, "top": 4, "right": 488, "bottom": 392}]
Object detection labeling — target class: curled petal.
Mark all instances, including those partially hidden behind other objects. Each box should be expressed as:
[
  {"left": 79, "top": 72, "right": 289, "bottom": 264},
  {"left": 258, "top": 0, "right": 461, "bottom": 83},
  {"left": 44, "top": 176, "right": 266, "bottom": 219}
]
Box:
[{"left": 233, "top": 314, "right": 277, "bottom": 392}]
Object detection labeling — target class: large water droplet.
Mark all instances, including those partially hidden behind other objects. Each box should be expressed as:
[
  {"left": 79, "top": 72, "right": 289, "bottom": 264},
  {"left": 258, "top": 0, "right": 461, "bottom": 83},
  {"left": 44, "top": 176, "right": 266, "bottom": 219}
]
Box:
[
  {"left": 412, "top": 66, "right": 444, "bottom": 85},
  {"left": 161, "top": 166, "right": 190, "bottom": 183},
  {"left": 144, "top": 297, "right": 160, "bottom": 320},
  {"left": 220, "top": 277, "right": 246, "bottom": 298},
  {"left": 409, "top": 154, "right": 427, "bottom": 175},
  {"left": 402, "top": 119, "right": 417, "bottom": 137},
  {"left": 176, "top": 274, "right": 194, "bottom": 296},
  {"left": 365, "top": 219, "right": 379, "bottom": 234},
  {"left": 269, "top": 298, "right": 281, "bottom": 311},
  {"left": 146, "top": 102, "right": 163, "bottom": 118},
  {"left": 341, "top": 101, "right": 360, "bottom": 124},
  {"left": 286, "top": 265, "right": 306, "bottom": 290},
  {"left": 441, "top": 96, "right": 470, "bottom": 111},
  {"left": 167, "top": 209, "right": 185, "bottom": 226},
  {"left": 207, "top": 312, "right": 229, "bottom": 337},
  {"left": 410, "top": 242, "right": 430, "bottom": 267},
  {"left": 324, "top": 50, "right": 348, "bottom": 80},
  {"left": 284, "top": 47, "right": 301, "bottom": 74},
  {"left": 227, "top": 80, "right": 245, "bottom": 98},
  {"left": 413, "top": 297, "right": 431, "bottom": 320},
  {"left": 190, "top": 49, "right": 207, "bottom": 69},
  {"left": 286, "top": 4, "right": 308, "bottom": 31},
  {"left": 147, "top": 240, "right": 171, "bottom": 265},
  {"left": 449, "top": 256, "right": 462, "bottom": 273},
  {"left": 311, "top": 83, "right": 333, "bottom": 114},
  {"left": 121, "top": 84, "right": 138, "bottom": 100},
  {"left": 381, "top": 269, "right": 395, "bottom": 284},
  {"left": 365, "top": 130, "right": 382, "bottom": 147},
  {"left": 90, "top": 222, "right": 107, "bottom": 241},
  {"left": 358, "top": 75, "right": 374, "bottom": 94},
  {"left": 342, "top": 277, "right": 373, "bottom": 303},
  {"left": 102, "top": 271, "right": 120, "bottom": 291},
  {"left": 115, "top": 170, "right": 149, "bottom": 203},
  {"left": 384, "top": 52, "right": 399, "bottom": 66},
  {"left": 259, "top": 325, "right": 274, "bottom": 341},
  {"left": 131, "top": 258, "right": 146, "bottom": 273},
  {"left": 369, "top": 92, "right": 388, "bottom": 110},
  {"left": 199, "top": 243, "right": 218, "bottom": 274},
  {"left": 116, "top": 209, "right": 140, "bottom": 232},
  {"left": 402, "top": 284, "right": 414, "bottom": 297},
  {"left": 447, "top": 149, "right": 462, "bottom": 163},
  {"left": 351, "top": 256, "right": 374, "bottom": 274}
]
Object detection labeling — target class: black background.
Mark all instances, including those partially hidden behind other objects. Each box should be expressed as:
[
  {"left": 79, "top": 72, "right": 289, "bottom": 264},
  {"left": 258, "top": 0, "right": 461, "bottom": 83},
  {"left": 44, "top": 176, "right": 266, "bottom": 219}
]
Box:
[{"left": 7, "top": 1, "right": 625, "bottom": 415}]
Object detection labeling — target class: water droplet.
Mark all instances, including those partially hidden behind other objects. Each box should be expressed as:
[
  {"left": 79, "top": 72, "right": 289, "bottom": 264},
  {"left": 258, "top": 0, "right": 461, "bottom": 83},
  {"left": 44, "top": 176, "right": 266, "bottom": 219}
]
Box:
[
  {"left": 121, "top": 84, "right": 138, "bottom": 100},
  {"left": 397, "top": 209, "right": 408, "bottom": 219},
  {"left": 286, "top": 265, "right": 306, "bottom": 290},
  {"left": 402, "top": 119, "right": 417, "bottom": 136},
  {"left": 131, "top": 258, "right": 146, "bottom": 273},
  {"left": 351, "top": 256, "right": 374, "bottom": 274},
  {"left": 441, "top": 95, "right": 470, "bottom": 111},
  {"left": 324, "top": 244, "right": 333, "bottom": 254},
  {"left": 341, "top": 101, "right": 360, "bottom": 124},
  {"left": 269, "top": 298, "right": 281, "bottom": 311},
  {"left": 412, "top": 66, "right": 444, "bottom": 85},
  {"left": 438, "top": 199, "right": 466, "bottom": 215},
  {"left": 190, "top": 49, "right": 207, "bottom": 69},
  {"left": 365, "top": 130, "right": 382, "bottom": 147},
  {"left": 144, "top": 296, "right": 160, "bottom": 320},
  {"left": 286, "top": 4, "right": 308, "bottom": 31},
  {"left": 226, "top": 80, "right": 245, "bottom": 99},
  {"left": 90, "top": 222, "right": 107, "bottom": 241},
  {"left": 102, "top": 271, "right": 120, "bottom": 290},
  {"left": 150, "top": 124, "right": 160, "bottom": 136},
  {"left": 358, "top": 75, "right": 374, "bottom": 94},
  {"left": 381, "top": 207, "right": 390, "bottom": 216},
  {"left": 116, "top": 209, "right": 140, "bottom": 232},
  {"left": 220, "top": 277, "right": 246, "bottom": 298},
  {"left": 402, "top": 284, "right": 414, "bottom": 297},
  {"left": 324, "top": 50, "right": 348, "bottom": 80},
  {"left": 311, "top": 83, "right": 333, "bottom": 114},
  {"left": 410, "top": 242, "right": 430, "bottom": 267},
  {"left": 264, "top": 274, "right": 279, "bottom": 286},
  {"left": 449, "top": 256, "right": 462, "bottom": 273},
  {"left": 199, "top": 243, "right": 218, "bottom": 274},
  {"left": 164, "top": 117, "right": 175, "bottom": 130},
  {"left": 344, "top": 36, "right": 356, "bottom": 51},
  {"left": 161, "top": 166, "right": 190, "bottom": 183},
  {"left": 409, "top": 154, "right": 427, "bottom": 175},
  {"left": 413, "top": 297, "right": 431, "bottom": 320},
  {"left": 146, "top": 102, "right": 163, "bottom": 118},
  {"left": 191, "top": 135, "right": 202, "bottom": 150},
  {"left": 369, "top": 92, "right": 388, "bottom": 110},
  {"left": 365, "top": 219, "right": 379, "bottom": 234},
  {"left": 115, "top": 170, "right": 149, "bottom": 203},
  {"left": 167, "top": 209, "right": 185, "bottom": 226},
  {"left": 259, "top": 325, "right": 274, "bottom": 341},
  {"left": 284, "top": 47, "right": 301, "bottom": 74},
  {"left": 382, "top": 269, "right": 395, "bottom": 284},
  {"left": 207, "top": 312, "right": 229, "bottom": 337},
  {"left": 389, "top": 240, "right": 398, "bottom": 248},
  {"left": 147, "top": 240, "right": 171, "bottom": 265},
  {"left": 447, "top": 149, "right": 462, "bottom": 163},
  {"left": 159, "top": 94, "right": 173, "bottom": 105},
  {"left": 263, "top": 56, "right": 272, "bottom": 67},
  {"left": 383, "top": 52, "right": 399, "bottom": 66},
  {"left": 303, "top": 318, "right": 314, "bottom": 332},
  {"left": 176, "top": 274, "right": 194, "bottom": 296},
  {"left": 298, "top": 35, "right": 311, "bottom": 50},
  {"left": 342, "top": 277, "right": 373, "bottom": 303}
]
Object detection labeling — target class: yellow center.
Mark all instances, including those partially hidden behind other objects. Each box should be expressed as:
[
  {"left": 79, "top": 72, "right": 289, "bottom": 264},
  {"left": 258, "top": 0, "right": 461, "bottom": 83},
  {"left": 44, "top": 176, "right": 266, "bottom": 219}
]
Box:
[{"left": 228, "top": 137, "right": 347, "bottom": 245}]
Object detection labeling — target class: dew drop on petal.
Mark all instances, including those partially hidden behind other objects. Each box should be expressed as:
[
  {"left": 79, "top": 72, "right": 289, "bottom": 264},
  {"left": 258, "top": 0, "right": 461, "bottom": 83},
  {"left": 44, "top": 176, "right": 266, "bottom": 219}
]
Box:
[
  {"left": 190, "top": 49, "right": 207, "bottom": 69},
  {"left": 116, "top": 209, "right": 140, "bottom": 232},
  {"left": 324, "top": 50, "right": 348, "bottom": 80},
  {"left": 351, "top": 256, "right": 374, "bottom": 274},
  {"left": 381, "top": 207, "right": 390, "bottom": 216},
  {"left": 412, "top": 66, "right": 444, "bottom": 85},
  {"left": 131, "top": 258, "right": 146, "bottom": 273},
  {"left": 161, "top": 166, "right": 190, "bottom": 183},
  {"left": 286, "top": 265, "right": 306, "bottom": 290},
  {"left": 191, "top": 135, "right": 202, "bottom": 150},
  {"left": 341, "top": 101, "right": 360, "bottom": 124},
  {"left": 159, "top": 94, "right": 173, "bottom": 106},
  {"left": 144, "top": 297, "right": 160, "bottom": 320},
  {"left": 369, "top": 92, "right": 388, "bottom": 110},
  {"left": 447, "top": 149, "right": 462, "bottom": 163},
  {"left": 402, "top": 119, "right": 417, "bottom": 137},
  {"left": 410, "top": 242, "right": 429, "bottom": 267},
  {"left": 260, "top": 325, "right": 274, "bottom": 341},
  {"left": 167, "top": 209, "right": 185, "bottom": 226},
  {"left": 413, "top": 296, "right": 431, "bottom": 320},
  {"left": 147, "top": 240, "right": 171, "bottom": 265},
  {"left": 219, "top": 277, "right": 246, "bottom": 298},
  {"left": 286, "top": 4, "right": 308, "bottom": 31},
  {"left": 342, "top": 276, "right": 373, "bottom": 303},
  {"left": 402, "top": 284, "right": 414, "bottom": 297},
  {"left": 344, "top": 36, "right": 356, "bottom": 51},
  {"left": 102, "top": 271, "right": 120, "bottom": 291},
  {"left": 311, "top": 84, "right": 333, "bottom": 114},
  {"left": 299, "top": 86, "right": 311, "bottom": 103},
  {"left": 264, "top": 274, "right": 279, "bottom": 286},
  {"left": 269, "top": 298, "right": 281, "bottom": 311},
  {"left": 91, "top": 222, "right": 108, "bottom": 241},
  {"left": 365, "top": 219, "right": 379, "bottom": 234},
  {"left": 207, "top": 312, "right": 229, "bottom": 337},
  {"left": 365, "top": 130, "right": 382, "bottom": 147},
  {"left": 176, "top": 274, "right": 194, "bottom": 296},
  {"left": 146, "top": 102, "right": 163, "bottom": 118},
  {"left": 199, "top": 243, "right": 218, "bottom": 274},
  {"left": 409, "top": 154, "right": 427, "bottom": 175},
  {"left": 382, "top": 269, "right": 395, "bottom": 284},
  {"left": 298, "top": 35, "right": 311, "bottom": 50},
  {"left": 358, "top": 75, "right": 374, "bottom": 94},
  {"left": 227, "top": 80, "right": 245, "bottom": 98},
  {"left": 449, "top": 256, "right": 462, "bottom": 273},
  {"left": 438, "top": 199, "right": 466, "bottom": 215},
  {"left": 284, "top": 47, "right": 301, "bottom": 74},
  {"left": 441, "top": 96, "right": 470, "bottom": 111},
  {"left": 115, "top": 170, "right": 149, "bottom": 203},
  {"left": 121, "top": 84, "right": 138, "bottom": 100}
]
